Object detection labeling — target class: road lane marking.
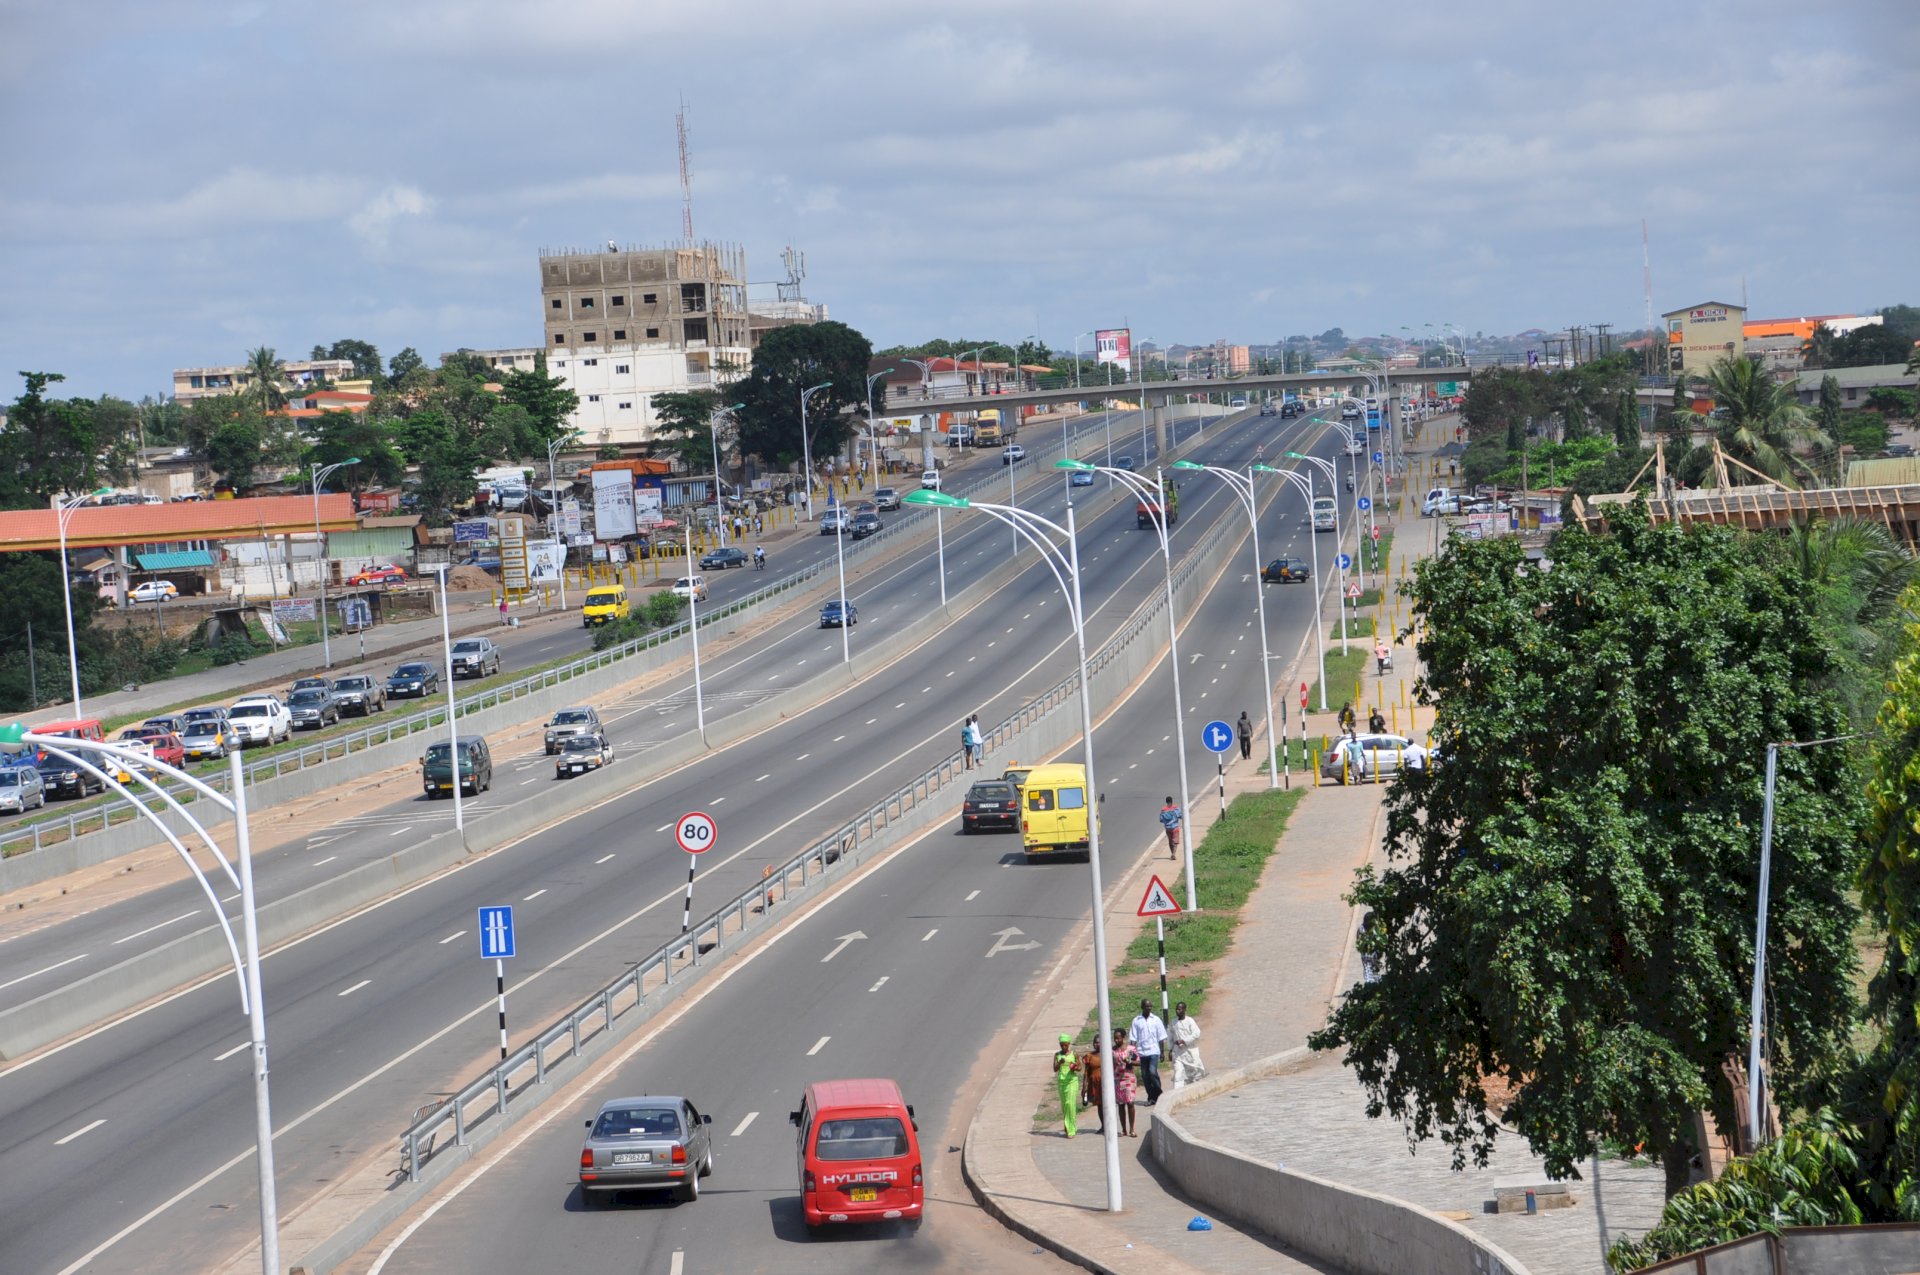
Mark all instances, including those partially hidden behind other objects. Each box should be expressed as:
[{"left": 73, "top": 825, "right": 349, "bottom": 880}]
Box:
[
  {"left": 795, "top": 753, "right": 809, "bottom": 761},
  {"left": 524, "top": 889, "right": 547, "bottom": 901},
  {"left": 865, "top": 718, "right": 876, "bottom": 725},
  {"left": 869, "top": 976, "right": 889, "bottom": 992},
  {"left": 806, "top": 1036, "right": 830, "bottom": 1056},
  {"left": 922, "top": 928, "right": 938, "bottom": 941},
  {"left": 832, "top": 735, "right": 845, "bottom": 742},
  {"left": 670, "top": 1252, "right": 684, "bottom": 1275},
  {"left": 111, "top": 910, "right": 199, "bottom": 946},
  {"left": 214, "top": 1041, "right": 251, "bottom": 1062},
  {"left": 313, "top": 855, "right": 337, "bottom": 867},
  {"left": 713, "top": 796, "right": 726, "bottom": 803},
  {"left": 388, "top": 827, "right": 411, "bottom": 837},
  {"left": 595, "top": 853, "right": 615, "bottom": 865},
  {"left": 438, "top": 931, "right": 466, "bottom": 945},
  {"left": 755, "top": 774, "right": 770, "bottom": 782},
  {"left": 520, "top": 777, "right": 539, "bottom": 785},
  {"left": 894, "top": 702, "right": 906, "bottom": 709},
  {"left": 656, "top": 822, "right": 672, "bottom": 832},
  {"left": 965, "top": 890, "right": 980, "bottom": 901},
  {"left": 730, "top": 1112, "right": 758, "bottom": 1137},
  {"left": 55, "top": 1119, "right": 106, "bottom": 1146},
  {"left": 338, "top": 980, "right": 371, "bottom": 997}
]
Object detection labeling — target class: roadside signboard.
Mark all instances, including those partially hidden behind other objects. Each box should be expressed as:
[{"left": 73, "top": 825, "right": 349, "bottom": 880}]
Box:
[
  {"left": 1201, "top": 720, "right": 1235, "bottom": 754},
  {"left": 1335, "top": 553, "right": 1352, "bottom": 571},
  {"left": 1137, "top": 875, "right": 1182, "bottom": 917},
  {"left": 478, "top": 906, "right": 516, "bottom": 959},
  {"left": 270, "top": 598, "right": 316, "bottom": 624},
  {"left": 560, "top": 499, "right": 582, "bottom": 537},
  {"left": 454, "top": 520, "right": 490, "bottom": 544},
  {"left": 1356, "top": 496, "right": 1371, "bottom": 512},
  {"left": 499, "top": 514, "right": 530, "bottom": 592},
  {"left": 676, "top": 811, "right": 717, "bottom": 855},
  {"left": 1346, "top": 582, "right": 1362, "bottom": 599}
]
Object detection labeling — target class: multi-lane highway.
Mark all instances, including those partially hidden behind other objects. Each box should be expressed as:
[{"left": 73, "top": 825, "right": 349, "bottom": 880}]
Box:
[{"left": 0, "top": 404, "right": 1360, "bottom": 1274}]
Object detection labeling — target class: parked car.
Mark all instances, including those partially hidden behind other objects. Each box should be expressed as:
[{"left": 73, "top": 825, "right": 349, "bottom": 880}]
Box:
[
  {"left": 819, "top": 599, "right": 858, "bottom": 628},
  {"left": 143, "top": 732, "right": 185, "bottom": 768},
  {"left": 142, "top": 715, "right": 188, "bottom": 736},
  {"left": 330, "top": 675, "right": 387, "bottom": 716},
  {"left": 387, "top": 662, "right": 440, "bottom": 698},
  {"left": 849, "top": 512, "right": 883, "bottom": 539},
  {"left": 0, "top": 765, "right": 47, "bottom": 813},
  {"left": 920, "top": 470, "right": 942, "bottom": 491},
  {"left": 226, "top": 696, "right": 292, "bottom": 748},
  {"left": 449, "top": 637, "right": 501, "bottom": 679},
  {"left": 128, "top": 580, "right": 179, "bottom": 603},
  {"left": 421, "top": 736, "right": 492, "bottom": 798},
  {"left": 543, "top": 706, "right": 603, "bottom": 755},
  {"left": 700, "top": 547, "right": 749, "bottom": 570},
  {"left": 671, "top": 576, "right": 709, "bottom": 603},
  {"left": 554, "top": 733, "right": 614, "bottom": 778},
  {"left": 181, "top": 706, "right": 229, "bottom": 730},
  {"left": 961, "top": 779, "right": 1020, "bottom": 833},
  {"left": 819, "top": 509, "right": 849, "bottom": 536},
  {"left": 578, "top": 1095, "right": 714, "bottom": 1204},
  {"left": 180, "top": 719, "right": 230, "bottom": 761},
  {"left": 874, "top": 487, "right": 902, "bottom": 511},
  {"left": 346, "top": 565, "right": 408, "bottom": 587},
  {"left": 1001, "top": 444, "right": 1027, "bottom": 465},
  {"left": 1321, "top": 733, "right": 1428, "bottom": 784},
  {"left": 35, "top": 750, "right": 104, "bottom": 799},
  {"left": 287, "top": 687, "right": 341, "bottom": 730},
  {"left": 1262, "top": 557, "right": 1313, "bottom": 583},
  {"left": 287, "top": 676, "right": 331, "bottom": 700}
]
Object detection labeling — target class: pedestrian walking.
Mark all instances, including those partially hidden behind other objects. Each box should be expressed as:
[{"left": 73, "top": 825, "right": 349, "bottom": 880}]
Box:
[
  {"left": 1368, "top": 706, "right": 1386, "bottom": 734},
  {"left": 498, "top": 595, "right": 509, "bottom": 626},
  {"left": 1128, "top": 1000, "right": 1168, "bottom": 1106},
  {"left": 1236, "top": 711, "right": 1252, "bottom": 761},
  {"left": 1080, "top": 1040, "right": 1104, "bottom": 1133},
  {"left": 1052, "top": 1034, "right": 1080, "bottom": 1138},
  {"left": 1157, "top": 796, "right": 1181, "bottom": 860},
  {"left": 964, "top": 715, "right": 984, "bottom": 767},
  {"left": 960, "top": 719, "right": 975, "bottom": 770},
  {"left": 1375, "top": 638, "right": 1391, "bottom": 677},
  {"left": 1170, "top": 1000, "right": 1207, "bottom": 1089},
  {"left": 1110, "top": 1027, "right": 1140, "bottom": 1136},
  {"left": 1337, "top": 701, "right": 1357, "bottom": 737}
]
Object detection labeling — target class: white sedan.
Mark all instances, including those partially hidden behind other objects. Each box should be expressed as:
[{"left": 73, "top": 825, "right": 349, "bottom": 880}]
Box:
[{"left": 129, "top": 580, "right": 179, "bottom": 603}]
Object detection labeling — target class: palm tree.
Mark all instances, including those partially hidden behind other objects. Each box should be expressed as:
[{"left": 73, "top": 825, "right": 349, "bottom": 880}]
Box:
[
  {"left": 1801, "top": 323, "right": 1840, "bottom": 370},
  {"left": 1692, "top": 356, "right": 1830, "bottom": 486},
  {"left": 1778, "top": 516, "right": 1917, "bottom": 728},
  {"left": 245, "top": 346, "right": 286, "bottom": 414}
]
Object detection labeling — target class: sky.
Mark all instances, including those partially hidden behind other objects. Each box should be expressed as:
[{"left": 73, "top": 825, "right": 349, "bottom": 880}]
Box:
[{"left": 2, "top": 0, "right": 1916, "bottom": 400}]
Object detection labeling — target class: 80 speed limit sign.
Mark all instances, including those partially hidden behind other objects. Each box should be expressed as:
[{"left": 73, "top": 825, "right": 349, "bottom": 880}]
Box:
[{"left": 675, "top": 811, "right": 717, "bottom": 855}]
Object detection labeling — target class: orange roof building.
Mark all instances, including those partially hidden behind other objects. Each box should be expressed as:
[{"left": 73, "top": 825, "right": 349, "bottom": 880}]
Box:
[{"left": 0, "top": 495, "right": 356, "bottom": 553}]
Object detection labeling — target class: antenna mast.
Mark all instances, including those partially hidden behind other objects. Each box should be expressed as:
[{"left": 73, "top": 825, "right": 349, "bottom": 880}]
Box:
[
  {"left": 676, "top": 98, "right": 695, "bottom": 245},
  {"left": 1641, "top": 218, "right": 1654, "bottom": 335}
]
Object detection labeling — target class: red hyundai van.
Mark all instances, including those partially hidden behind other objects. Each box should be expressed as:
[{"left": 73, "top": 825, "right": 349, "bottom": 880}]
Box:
[{"left": 789, "top": 1078, "right": 923, "bottom": 1228}]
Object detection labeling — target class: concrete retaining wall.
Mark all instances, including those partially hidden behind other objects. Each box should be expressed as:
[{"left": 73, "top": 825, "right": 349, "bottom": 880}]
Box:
[{"left": 1146, "top": 1049, "right": 1532, "bottom": 1275}]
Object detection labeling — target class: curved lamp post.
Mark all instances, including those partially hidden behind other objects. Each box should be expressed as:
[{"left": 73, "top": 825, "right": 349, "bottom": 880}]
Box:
[
  {"left": 799, "top": 381, "right": 833, "bottom": 520},
  {"left": 902, "top": 487, "right": 1123, "bottom": 1213},
  {"left": 0, "top": 727, "right": 278, "bottom": 1273},
  {"left": 709, "top": 404, "right": 744, "bottom": 549},
  {"left": 310, "top": 457, "right": 359, "bottom": 669},
  {"left": 1286, "top": 443, "right": 1352, "bottom": 655},
  {"left": 1171, "top": 459, "right": 1283, "bottom": 790},
  {"left": 864, "top": 370, "right": 893, "bottom": 494},
  {"left": 54, "top": 488, "right": 113, "bottom": 715},
  {"left": 1057, "top": 459, "right": 1197, "bottom": 908},
  {"left": 546, "top": 432, "right": 580, "bottom": 608},
  {"left": 1256, "top": 463, "right": 1330, "bottom": 711}
]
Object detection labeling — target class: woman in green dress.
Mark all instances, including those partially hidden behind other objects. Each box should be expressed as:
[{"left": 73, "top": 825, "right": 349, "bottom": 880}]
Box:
[{"left": 1052, "top": 1033, "right": 1081, "bottom": 1138}]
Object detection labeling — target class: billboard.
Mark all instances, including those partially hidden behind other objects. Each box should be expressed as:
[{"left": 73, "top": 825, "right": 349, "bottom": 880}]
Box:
[
  {"left": 560, "top": 499, "right": 582, "bottom": 538},
  {"left": 591, "top": 469, "right": 637, "bottom": 540},
  {"left": 1094, "top": 328, "right": 1131, "bottom": 368},
  {"left": 453, "top": 519, "right": 491, "bottom": 543},
  {"left": 498, "top": 514, "right": 530, "bottom": 591}
]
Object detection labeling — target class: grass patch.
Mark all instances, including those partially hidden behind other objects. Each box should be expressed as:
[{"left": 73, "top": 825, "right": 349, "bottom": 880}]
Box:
[
  {"left": 1259, "top": 736, "right": 1314, "bottom": 773},
  {"left": 1335, "top": 616, "right": 1376, "bottom": 638},
  {"left": 1036, "top": 788, "right": 1304, "bottom": 1131},
  {"left": 1308, "top": 647, "right": 1371, "bottom": 715}
]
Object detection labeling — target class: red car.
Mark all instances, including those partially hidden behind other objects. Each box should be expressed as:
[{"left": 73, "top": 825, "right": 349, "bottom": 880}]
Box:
[
  {"left": 144, "top": 732, "right": 185, "bottom": 768},
  {"left": 347, "top": 565, "right": 408, "bottom": 587}
]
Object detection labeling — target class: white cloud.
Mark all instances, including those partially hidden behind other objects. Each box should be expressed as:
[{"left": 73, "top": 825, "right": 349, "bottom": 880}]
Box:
[{"left": 347, "top": 185, "right": 433, "bottom": 248}]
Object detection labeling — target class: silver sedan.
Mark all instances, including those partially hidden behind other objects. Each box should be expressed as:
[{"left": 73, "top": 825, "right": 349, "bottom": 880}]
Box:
[{"left": 578, "top": 1096, "right": 713, "bottom": 1203}]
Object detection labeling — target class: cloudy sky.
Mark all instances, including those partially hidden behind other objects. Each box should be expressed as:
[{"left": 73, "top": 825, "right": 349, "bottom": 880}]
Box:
[{"left": 3, "top": 0, "right": 1914, "bottom": 400}]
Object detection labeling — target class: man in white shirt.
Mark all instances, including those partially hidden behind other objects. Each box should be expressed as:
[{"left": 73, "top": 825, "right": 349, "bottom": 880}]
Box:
[{"left": 1128, "top": 999, "right": 1169, "bottom": 1106}]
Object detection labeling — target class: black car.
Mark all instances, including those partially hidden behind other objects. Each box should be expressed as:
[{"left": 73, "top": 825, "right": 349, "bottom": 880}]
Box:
[
  {"left": 819, "top": 599, "right": 858, "bottom": 628},
  {"left": 700, "top": 546, "right": 749, "bottom": 570},
  {"left": 1115, "top": 455, "right": 1137, "bottom": 471},
  {"left": 849, "top": 512, "right": 882, "bottom": 539},
  {"left": 388, "top": 661, "right": 440, "bottom": 698},
  {"left": 962, "top": 780, "right": 1020, "bottom": 833},
  {"left": 1280, "top": 401, "right": 1304, "bottom": 418},
  {"left": 287, "top": 687, "right": 341, "bottom": 730},
  {"left": 35, "top": 750, "right": 104, "bottom": 799},
  {"left": 1262, "top": 557, "right": 1312, "bottom": 583}
]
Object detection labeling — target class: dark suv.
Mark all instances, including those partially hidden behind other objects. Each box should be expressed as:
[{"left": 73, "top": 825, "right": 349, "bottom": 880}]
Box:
[
  {"left": 36, "top": 750, "right": 105, "bottom": 799},
  {"left": 849, "top": 512, "right": 882, "bottom": 539},
  {"left": 421, "top": 737, "right": 493, "bottom": 798},
  {"left": 330, "top": 675, "right": 387, "bottom": 716}
]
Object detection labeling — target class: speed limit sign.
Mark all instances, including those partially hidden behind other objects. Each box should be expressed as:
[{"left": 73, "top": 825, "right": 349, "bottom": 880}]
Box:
[{"left": 675, "top": 811, "right": 717, "bottom": 855}]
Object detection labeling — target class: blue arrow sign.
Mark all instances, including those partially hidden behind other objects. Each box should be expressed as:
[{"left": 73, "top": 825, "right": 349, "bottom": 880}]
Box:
[
  {"left": 1357, "top": 496, "right": 1372, "bottom": 511},
  {"left": 1335, "top": 553, "right": 1352, "bottom": 570},
  {"left": 1372, "top": 451, "right": 1383, "bottom": 464},
  {"left": 1201, "top": 719, "right": 1235, "bottom": 754},
  {"left": 478, "top": 905, "right": 516, "bottom": 960}
]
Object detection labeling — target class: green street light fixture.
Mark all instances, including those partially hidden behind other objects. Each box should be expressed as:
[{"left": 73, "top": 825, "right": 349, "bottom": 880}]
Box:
[
  {"left": 1054, "top": 458, "right": 1096, "bottom": 470},
  {"left": 902, "top": 489, "right": 968, "bottom": 509}
]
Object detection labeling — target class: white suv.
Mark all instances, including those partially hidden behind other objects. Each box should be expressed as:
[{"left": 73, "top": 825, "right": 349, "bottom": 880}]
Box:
[{"left": 226, "top": 696, "right": 292, "bottom": 748}]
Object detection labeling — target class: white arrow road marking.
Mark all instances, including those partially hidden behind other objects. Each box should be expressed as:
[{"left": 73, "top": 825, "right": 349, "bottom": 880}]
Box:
[
  {"left": 986, "top": 927, "right": 1042, "bottom": 958},
  {"left": 820, "top": 931, "right": 866, "bottom": 963}
]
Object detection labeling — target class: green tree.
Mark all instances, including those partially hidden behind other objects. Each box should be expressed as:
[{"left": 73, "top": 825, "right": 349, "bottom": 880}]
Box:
[
  {"left": 1827, "top": 325, "right": 1915, "bottom": 369},
  {"left": 650, "top": 389, "right": 724, "bottom": 471},
  {"left": 0, "top": 373, "right": 117, "bottom": 509},
  {"left": 1865, "top": 388, "right": 1917, "bottom": 419},
  {"left": 1694, "top": 356, "right": 1828, "bottom": 485},
  {"left": 388, "top": 347, "right": 426, "bottom": 384},
  {"left": 1817, "top": 374, "right": 1844, "bottom": 436},
  {"left": 305, "top": 410, "right": 406, "bottom": 491},
  {"left": 1772, "top": 517, "right": 1916, "bottom": 729},
  {"left": 316, "top": 338, "right": 384, "bottom": 385},
  {"left": 1613, "top": 389, "right": 1642, "bottom": 448},
  {"left": 244, "top": 346, "right": 286, "bottom": 413},
  {"left": 206, "top": 417, "right": 265, "bottom": 489},
  {"left": 498, "top": 359, "right": 579, "bottom": 455},
  {"left": 137, "top": 395, "right": 187, "bottom": 448},
  {"left": 733, "top": 321, "right": 874, "bottom": 468},
  {"left": 1802, "top": 324, "right": 1841, "bottom": 370},
  {"left": 413, "top": 435, "right": 481, "bottom": 518},
  {"left": 1309, "top": 509, "right": 1867, "bottom": 1199}
]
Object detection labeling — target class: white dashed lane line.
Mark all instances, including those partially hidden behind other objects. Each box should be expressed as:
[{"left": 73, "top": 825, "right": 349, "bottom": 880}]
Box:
[
  {"left": 338, "top": 980, "right": 371, "bottom": 998},
  {"left": 595, "top": 853, "right": 615, "bottom": 865},
  {"left": 524, "top": 889, "right": 547, "bottom": 901},
  {"left": 965, "top": 889, "right": 981, "bottom": 901},
  {"left": 54, "top": 1119, "right": 106, "bottom": 1146},
  {"left": 214, "top": 1041, "right": 251, "bottom": 1062},
  {"left": 112, "top": 910, "right": 198, "bottom": 946},
  {"left": 869, "top": 976, "right": 889, "bottom": 992},
  {"left": 439, "top": 931, "right": 466, "bottom": 945},
  {"left": 313, "top": 855, "right": 337, "bottom": 867},
  {"left": 922, "top": 928, "right": 938, "bottom": 941},
  {"left": 806, "top": 1036, "right": 830, "bottom": 1056},
  {"left": 730, "top": 1113, "right": 758, "bottom": 1137}
]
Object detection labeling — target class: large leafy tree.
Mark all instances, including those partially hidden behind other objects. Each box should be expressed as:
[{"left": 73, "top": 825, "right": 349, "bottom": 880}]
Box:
[
  {"left": 1694, "top": 356, "right": 1829, "bottom": 485},
  {"left": 388, "top": 347, "right": 427, "bottom": 385},
  {"left": 304, "top": 410, "right": 406, "bottom": 491},
  {"left": 1310, "top": 509, "right": 1866, "bottom": 1199},
  {"left": 206, "top": 417, "right": 265, "bottom": 489},
  {"left": 733, "top": 321, "right": 873, "bottom": 468},
  {"left": 650, "top": 388, "right": 724, "bottom": 471},
  {"left": 0, "top": 372, "right": 132, "bottom": 508},
  {"left": 498, "top": 358, "right": 579, "bottom": 456}
]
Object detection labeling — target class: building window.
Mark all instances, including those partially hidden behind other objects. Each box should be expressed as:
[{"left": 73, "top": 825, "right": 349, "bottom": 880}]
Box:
[
  {"left": 1847, "top": 387, "right": 1858, "bottom": 401},
  {"left": 611, "top": 295, "right": 624, "bottom": 306},
  {"left": 617, "top": 401, "right": 632, "bottom": 410},
  {"left": 643, "top": 293, "right": 657, "bottom": 304},
  {"left": 646, "top": 328, "right": 659, "bottom": 339},
  {"left": 583, "top": 331, "right": 596, "bottom": 342},
  {"left": 552, "top": 299, "right": 563, "bottom": 310},
  {"left": 553, "top": 359, "right": 566, "bottom": 367},
  {"left": 588, "top": 394, "right": 601, "bottom": 402},
  {"left": 580, "top": 297, "right": 594, "bottom": 310},
  {"left": 615, "top": 364, "right": 629, "bottom": 374},
  {"left": 583, "top": 358, "right": 598, "bottom": 367},
  {"left": 613, "top": 329, "right": 626, "bottom": 340},
  {"left": 554, "top": 334, "right": 565, "bottom": 345}
]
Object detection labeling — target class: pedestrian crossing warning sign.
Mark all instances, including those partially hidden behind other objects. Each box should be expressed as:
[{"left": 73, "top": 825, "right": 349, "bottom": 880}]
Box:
[{"left": 1137, "top": 875, "right": 1182, "bottom": 917}]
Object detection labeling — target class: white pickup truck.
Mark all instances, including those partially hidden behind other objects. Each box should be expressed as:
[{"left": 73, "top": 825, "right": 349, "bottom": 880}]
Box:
[{"left": 226, "top": 696, "right": 293, "bottom": 748}]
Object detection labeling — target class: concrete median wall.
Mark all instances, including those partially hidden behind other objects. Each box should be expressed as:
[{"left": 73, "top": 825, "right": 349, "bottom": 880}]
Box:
[{"left": 1147, "top": 1050, "right": 1532, "bottom": 1275}]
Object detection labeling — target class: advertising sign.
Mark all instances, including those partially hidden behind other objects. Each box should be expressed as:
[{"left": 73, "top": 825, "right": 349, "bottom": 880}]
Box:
[
  {"left": 634, "top": 487, "right": 664, "bottom": 525},
  {"left": 270, "top": 598, "right": 317, "bottom": 624},
  {"left": 560, "top": 499, "right": 582, "bottom": 538},
  {"left": 454, "top": 519, "right": 491, "bottom": 544},
  {"left": 1094, "top": 328, "right": 1132, "bottom": 368},
  {"left": 591, "top": 470, "right": 638, "bottom": 540},
  {"left": 337, "top": 598, "right": 372, "bottom": 631},
  {"left": 526, "top": 539, "right": 564, "bottom": 583},
  {"left": 498, "top": 514, "right": 530, "bottom": 591}
]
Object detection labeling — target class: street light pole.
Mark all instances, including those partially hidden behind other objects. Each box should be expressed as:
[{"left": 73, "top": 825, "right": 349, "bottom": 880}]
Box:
[
  {"left": 427, "top": 564, "right": 463, "bottom": 833},
  {"left": 1288, "top": 437, "right": 1350, "bottom": 657},
  {"left": 682, "top": 524, "right": 707, "bottom": 735},
  {"left": 902, "top": 490, "right": 1122, "bottom": 1212},
  {"left": 310, "top": 458, "right": 359, "bottom": 669},
  {"left": 546, "top": 433, "right": 577, "bottom": 609},
  {"left": 865, "top": 368, "right": 893, "bottom": 494},
  {"left": 54, "top": 491, "right": 106, "bottom": 715},
  {"left": 1267, "top": 466, "right": 1330, "bottom": 711},
  {"left": 707, "top": 403, "right": 743, "bottom": 551},
  {"left": 1065, "top": 460, "right": 1198, "bottom": 909},
  {"left": 800, "top": 381, "right": 833, "bottom": 521}
]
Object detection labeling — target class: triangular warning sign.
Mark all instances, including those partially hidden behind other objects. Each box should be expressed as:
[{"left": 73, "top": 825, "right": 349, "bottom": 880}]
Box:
[{"left": 1137, "top": 874, "right": 1182, "bottom": 917}]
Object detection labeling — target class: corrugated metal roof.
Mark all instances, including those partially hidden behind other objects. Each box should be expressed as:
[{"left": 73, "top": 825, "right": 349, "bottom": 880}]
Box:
[
  {"left": 133, "top": 550, "right": 216, "bottom": 570},
  {"left": 0, "top": 495, "right": 356, "bottom": 552},
  {"left": 1846, "top": 458, "right": 1920, "bottom": 488},
  {"left": 358, "top": 515, "right": 422, "bottom": 529}
]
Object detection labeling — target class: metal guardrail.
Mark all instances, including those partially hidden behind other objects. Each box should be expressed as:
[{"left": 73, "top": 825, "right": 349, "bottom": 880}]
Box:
[
  {"left": 394, "top": 437, "right": 1260, "bottom": 1180},
  {"left": 0, "top": 421, "right": 1121, "bottom": 866}
]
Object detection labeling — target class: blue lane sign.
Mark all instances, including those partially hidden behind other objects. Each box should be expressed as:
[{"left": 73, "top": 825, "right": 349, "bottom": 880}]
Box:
[
  {"left": 1336, "top": 553, "right": 1353, "bottom": 570},
  {"left": 1372, "top": 451, "right": 1384, "bottom": 464},
  {"left": 1357, "top": 496, "right": 1372, "bottom": 512},
  {"left": 454, "top": 520, "right": 490, "bottom": 544},
  {"left": 478, "top": 905, "right": 516, "bottom": 959},
  {"left": 1201, "top": 720, "right": 1236, "bottom": 754}
]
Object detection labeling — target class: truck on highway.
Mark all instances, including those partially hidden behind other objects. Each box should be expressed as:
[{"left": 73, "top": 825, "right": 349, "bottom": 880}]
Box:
[
  {"left": 1136, "top": 477, "right": 1180, "bottom": 529},
  {"left": 972, "top": 409, "right": 1007, "bottom": 446},
  {"left": 1020, "top": 762, "right": 1098, "bottom": 861}
]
